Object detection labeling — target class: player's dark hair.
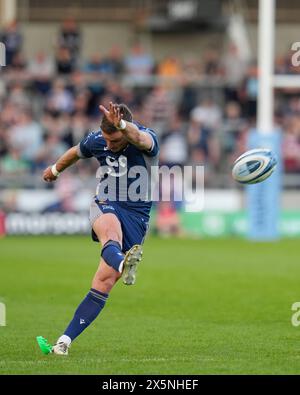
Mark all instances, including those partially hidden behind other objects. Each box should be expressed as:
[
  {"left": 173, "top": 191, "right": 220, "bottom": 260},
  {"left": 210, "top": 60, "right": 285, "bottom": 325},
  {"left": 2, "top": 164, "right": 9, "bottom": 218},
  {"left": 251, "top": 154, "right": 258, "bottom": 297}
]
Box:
[{"left": 101, "top": 103, "right": 133, "bottom": 134}]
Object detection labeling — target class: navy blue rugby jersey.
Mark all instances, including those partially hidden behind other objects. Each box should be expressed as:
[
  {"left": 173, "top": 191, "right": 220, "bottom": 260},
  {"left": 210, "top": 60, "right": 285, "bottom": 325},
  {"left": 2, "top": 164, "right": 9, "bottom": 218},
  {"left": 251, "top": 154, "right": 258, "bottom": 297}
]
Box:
[{"left": 77, "top": 122, "right": 159, "bottom": 217}]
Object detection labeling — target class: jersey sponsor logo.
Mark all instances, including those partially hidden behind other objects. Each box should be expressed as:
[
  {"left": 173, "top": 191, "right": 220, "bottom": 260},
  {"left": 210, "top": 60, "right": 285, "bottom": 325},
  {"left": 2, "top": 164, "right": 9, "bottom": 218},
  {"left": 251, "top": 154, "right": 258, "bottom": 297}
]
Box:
[{"left": 104, "top": 155, "right": 128, "bottom": 177}]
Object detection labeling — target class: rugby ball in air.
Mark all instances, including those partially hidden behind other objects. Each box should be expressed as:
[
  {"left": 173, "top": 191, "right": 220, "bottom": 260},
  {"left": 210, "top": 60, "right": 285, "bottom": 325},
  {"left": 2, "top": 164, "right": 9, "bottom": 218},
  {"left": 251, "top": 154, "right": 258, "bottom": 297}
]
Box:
[{"left": 232, "top": 148, "right": 277, "bottom": 184}]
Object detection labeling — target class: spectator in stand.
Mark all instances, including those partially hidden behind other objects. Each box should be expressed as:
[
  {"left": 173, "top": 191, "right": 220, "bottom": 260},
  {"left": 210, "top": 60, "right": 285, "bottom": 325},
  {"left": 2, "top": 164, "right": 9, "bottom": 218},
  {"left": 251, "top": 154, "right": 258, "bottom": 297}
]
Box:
[
  {"left": 0, "top": 20, "right": 23, "bottom": 66},
  {"left": 182, "top": 57, "right": 203, "bottom": 81},
  {"left": 69, "top": 71, "right": 92, "bottom": 115},
  {"left": 73, "top": 91, "right": 90, "bottom": 116},
  {"left": 286, "top": 97, "right": 300, "bottom": 115},
  {"left": 29, "top": 51, "right": 55, "bottom": 95},
  {"left": 40, "top": 113, "right": 72, "bottom": 147},
  {"left": 239, "top": 63, "right": 258, "bottom": 118},
  {"left": 8, "top": 109, "right": 43, "bottom": 166},
  {"left": 202, "top": 49, "right": 221, "bottom": 76},
  {"left": 55, "top": 47, "right": 75, "bottom": 75},
  {"left": 221, "top": 101, "right": 247, "bottom": 157},
  {"left": 142, "top": 86, "right": 176, "bottom": 135},
  {"left": 282, "top": 115, "right": 300, "bottom": 173},
  {"left": 46, "top": 79, "right": 74, "bottom": 115},
  {"left": 83, "top": 53, "right": 110, "bottom": 115},
  {"left": 85, "top": 50, "right": 124, "bottom": 77},
  {"left": 157, "top": 56, "right": 181, "bottom": 80},
  {"left": 6, "top": 82, "right": 31, "bottom": 108},
  {"left": 190, "top": 97, "right": 222, "bottom": 131},
  {"left": 222, "top": 43, "right": 248, "bottom": 102},
  {"left": 58, "top": 18, "right": 81, "bottom": 64},
  {"left": 104, "top": 45, "right": 124, "bottom": 76},
  {"left": 159, "top": 115, "right": 188, "bottom": 213},
  {"left": 0, "top": 124, "right": 8, "bottom": 157},
  {"left": 9, "top": 51, "right": 27, "bottom": 71},
  {"left": 160, "top": 115, "right": 188, "bottom": 168},
  {"left": 84, "top": 53, "right": 110, "bottom": 74},
  {"left": 69, "top": 71, "right": 87, "bottom": 95},
  {"left": 0, "top": 76, "right": 6, "bottom": 100},
  {"left": 70, "top": 113, "right": 90, "bottom": 143},
  {"left": 187, "top": 116, "right": 220, "bottom": 170},
  {"left": 187, "top": 119, "right": 212, "bottom": 163},
  {"left": 124, "top": 42, "right": 154, "bottom": 83},
  {"left": 6, "top": 51, "right": 28, "bottom": 83},
  {"left": 275, "top": 54, "right": 290, "bottom": 74},
  {"left": 35, "top": 133, "right": 69, "bottom": 171},
  {"left": 0, "top": 102, "right": 19, "bottom": 127},
  {"left": 0, "top": 146, "right": 30, "bottom": 176}
]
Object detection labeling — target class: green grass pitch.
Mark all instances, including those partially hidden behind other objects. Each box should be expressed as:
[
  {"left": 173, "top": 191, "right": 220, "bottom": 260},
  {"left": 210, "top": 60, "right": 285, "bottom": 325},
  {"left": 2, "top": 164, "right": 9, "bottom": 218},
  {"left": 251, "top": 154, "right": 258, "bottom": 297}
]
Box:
[{"left": 0, "top": 235, "right": 300, "bottom": 374}]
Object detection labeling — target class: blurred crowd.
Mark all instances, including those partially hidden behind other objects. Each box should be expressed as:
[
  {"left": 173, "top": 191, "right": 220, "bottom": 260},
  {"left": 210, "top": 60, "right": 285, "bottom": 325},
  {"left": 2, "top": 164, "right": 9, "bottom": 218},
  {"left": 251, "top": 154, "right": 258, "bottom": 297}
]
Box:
[{"left": 1, "top": 18, "right": 300, "bottom": 195}]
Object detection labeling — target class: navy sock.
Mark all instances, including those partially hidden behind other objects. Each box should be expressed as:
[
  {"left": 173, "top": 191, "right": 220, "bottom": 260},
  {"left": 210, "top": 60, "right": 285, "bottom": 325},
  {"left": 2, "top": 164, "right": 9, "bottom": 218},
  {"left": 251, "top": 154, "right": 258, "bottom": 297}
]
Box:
[
  {"left": 101, "top": 240, "right": 124, "bottom": 272},
  {"left": 64, "top": 288, "right": 108, "bottom": 341}
]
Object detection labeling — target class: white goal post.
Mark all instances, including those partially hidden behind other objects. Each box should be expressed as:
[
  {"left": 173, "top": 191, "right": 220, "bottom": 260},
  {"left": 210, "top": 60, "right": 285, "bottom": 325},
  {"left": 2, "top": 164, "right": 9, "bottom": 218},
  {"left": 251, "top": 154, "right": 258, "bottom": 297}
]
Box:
[{"left": 248, "top": 0, "right": 282, "bottom": 240}]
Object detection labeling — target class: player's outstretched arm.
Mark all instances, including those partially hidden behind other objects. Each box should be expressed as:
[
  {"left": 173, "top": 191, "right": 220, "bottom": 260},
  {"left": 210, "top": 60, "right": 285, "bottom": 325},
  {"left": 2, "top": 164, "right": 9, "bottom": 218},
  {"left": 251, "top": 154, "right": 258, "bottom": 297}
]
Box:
[
  {"left": 99, "top": 102, "right": 153, "bottom": 151},
  {"left": 43, "top": 146, "right": 80, "bottom": 182}
]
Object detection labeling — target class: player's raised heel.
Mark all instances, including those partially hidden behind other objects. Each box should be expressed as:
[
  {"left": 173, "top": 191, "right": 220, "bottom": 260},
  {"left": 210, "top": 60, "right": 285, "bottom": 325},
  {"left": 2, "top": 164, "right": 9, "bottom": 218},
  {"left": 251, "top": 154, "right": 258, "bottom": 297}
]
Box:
[{"left": 122, "top": 244, "right": 143, "bottom": 285}]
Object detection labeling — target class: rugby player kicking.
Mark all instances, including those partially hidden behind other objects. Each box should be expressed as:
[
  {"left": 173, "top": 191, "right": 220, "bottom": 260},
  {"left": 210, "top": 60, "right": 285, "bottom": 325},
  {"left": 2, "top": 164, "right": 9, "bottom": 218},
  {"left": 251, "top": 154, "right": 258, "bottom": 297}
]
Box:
[{"left": 37, "top": 102, "right": 159, "bottom": 355}]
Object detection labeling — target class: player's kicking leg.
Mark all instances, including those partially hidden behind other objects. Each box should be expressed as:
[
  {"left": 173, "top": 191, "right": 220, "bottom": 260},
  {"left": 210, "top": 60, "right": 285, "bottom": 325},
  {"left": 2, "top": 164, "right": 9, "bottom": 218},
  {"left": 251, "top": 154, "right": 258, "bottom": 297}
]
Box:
[{"left": 36, "top": 213, "right": 142, "bottom": 355}]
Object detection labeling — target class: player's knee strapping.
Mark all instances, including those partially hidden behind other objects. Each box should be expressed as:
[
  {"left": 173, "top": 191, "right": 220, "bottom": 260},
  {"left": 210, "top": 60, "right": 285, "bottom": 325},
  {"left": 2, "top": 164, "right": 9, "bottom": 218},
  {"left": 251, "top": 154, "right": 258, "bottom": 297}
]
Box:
[{"left": 101, "top": 240, "right": 124, "bottom": 273}]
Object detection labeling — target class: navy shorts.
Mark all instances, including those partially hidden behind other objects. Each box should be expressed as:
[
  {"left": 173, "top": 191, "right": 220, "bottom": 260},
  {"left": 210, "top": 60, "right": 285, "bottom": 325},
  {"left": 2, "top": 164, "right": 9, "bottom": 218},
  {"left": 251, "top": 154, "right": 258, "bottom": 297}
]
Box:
[{"left": 89, "top": 199, "right": 149, "bottom": 253}]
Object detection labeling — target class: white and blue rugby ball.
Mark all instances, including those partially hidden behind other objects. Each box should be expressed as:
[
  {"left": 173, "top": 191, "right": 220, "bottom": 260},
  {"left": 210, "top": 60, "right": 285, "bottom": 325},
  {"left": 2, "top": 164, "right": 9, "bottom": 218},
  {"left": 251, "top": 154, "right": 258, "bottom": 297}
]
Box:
[{"left": 232, "top": 148, "right": 277, "bottom": 184}]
